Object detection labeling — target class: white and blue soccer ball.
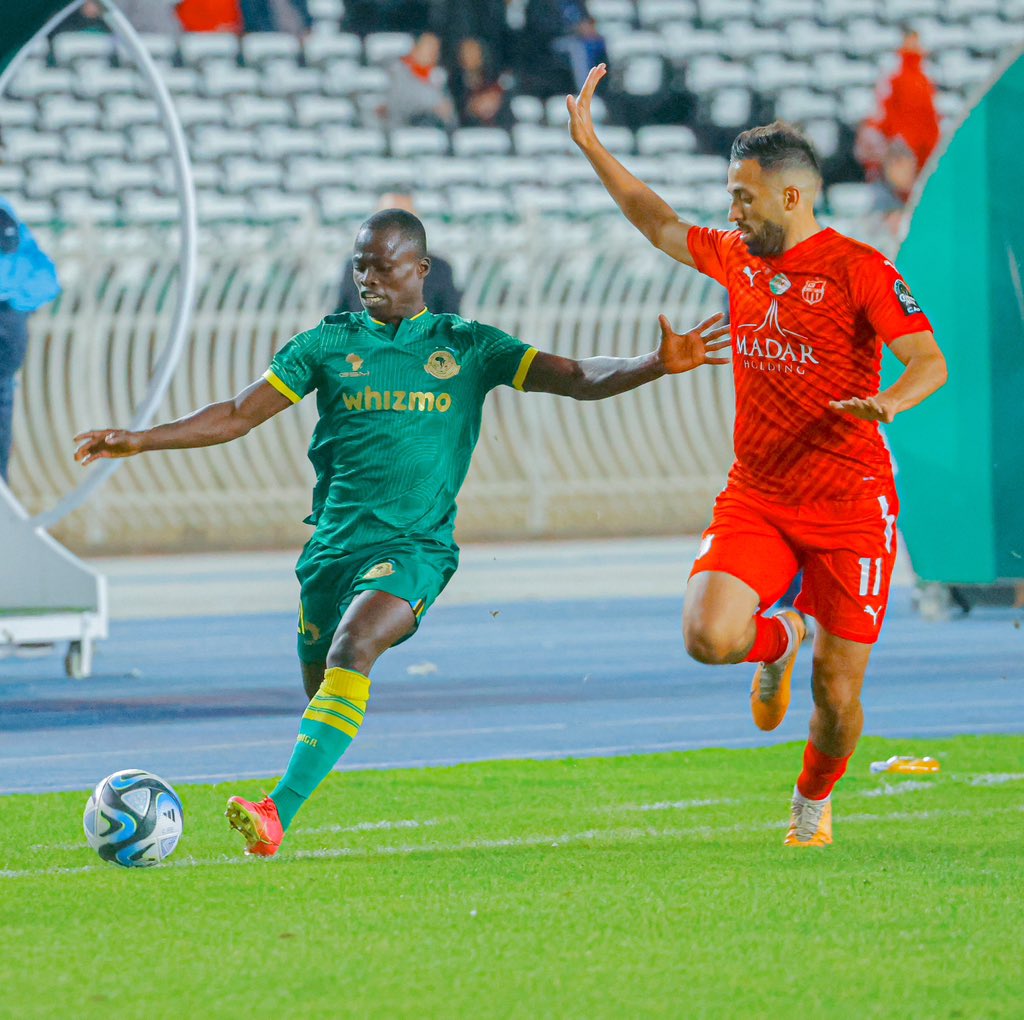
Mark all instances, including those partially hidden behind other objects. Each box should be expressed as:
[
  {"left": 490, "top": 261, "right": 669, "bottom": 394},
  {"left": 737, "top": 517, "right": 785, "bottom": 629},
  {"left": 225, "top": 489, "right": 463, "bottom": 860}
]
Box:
[{"left": 83, "top": 769, "right": 184, "bottom": 868}]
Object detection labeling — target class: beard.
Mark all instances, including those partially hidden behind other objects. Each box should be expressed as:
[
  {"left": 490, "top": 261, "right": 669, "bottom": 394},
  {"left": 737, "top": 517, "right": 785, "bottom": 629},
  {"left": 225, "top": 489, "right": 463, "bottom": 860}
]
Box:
[{"left": 742, "top": 220, "right": 786, "bottom": 258}]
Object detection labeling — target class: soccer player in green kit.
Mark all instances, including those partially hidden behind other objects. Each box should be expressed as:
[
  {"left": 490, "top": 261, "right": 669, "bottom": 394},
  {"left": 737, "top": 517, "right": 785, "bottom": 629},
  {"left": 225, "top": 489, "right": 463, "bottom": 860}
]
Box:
[{"left": 74, "top": 209, "right": 731, "bottom": 856}]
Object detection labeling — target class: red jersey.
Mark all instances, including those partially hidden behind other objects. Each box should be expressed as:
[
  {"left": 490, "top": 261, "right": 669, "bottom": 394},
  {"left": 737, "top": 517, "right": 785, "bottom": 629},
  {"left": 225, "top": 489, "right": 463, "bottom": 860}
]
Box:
[{"left": 687, "top": 225, "right": 932, "bottom": 503}]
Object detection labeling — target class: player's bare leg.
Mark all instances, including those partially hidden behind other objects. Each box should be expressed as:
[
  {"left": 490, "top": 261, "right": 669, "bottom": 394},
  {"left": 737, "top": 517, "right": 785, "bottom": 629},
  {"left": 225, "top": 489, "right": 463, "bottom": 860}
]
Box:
[
  {"left": 785, "top": 627, "right": 871, "bottom": 847},
  {"left": 682, "top": 571, "right": 760, "bottom": 664}
]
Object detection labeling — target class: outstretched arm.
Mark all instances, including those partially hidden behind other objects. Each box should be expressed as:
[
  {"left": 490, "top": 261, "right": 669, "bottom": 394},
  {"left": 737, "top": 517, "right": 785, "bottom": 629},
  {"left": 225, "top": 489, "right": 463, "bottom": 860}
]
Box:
[
  {"left": 829, "top": 331, "right": 947, "bottom": 423},
  {"left": 523, "top": 313, "right": 730, "bottom": 400},
  {"left": 74, "top": 379, "right": 293, "bottom": 465},
  {"left": 567, "top": 64, "right": 697, "bottom": 267}
]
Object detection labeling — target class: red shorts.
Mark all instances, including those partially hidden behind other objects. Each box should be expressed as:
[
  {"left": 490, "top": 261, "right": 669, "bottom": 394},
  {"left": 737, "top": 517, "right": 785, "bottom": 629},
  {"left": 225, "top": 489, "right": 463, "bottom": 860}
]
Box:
[{"left": 690, "top": 484, "right": 900, "bottom": 643}]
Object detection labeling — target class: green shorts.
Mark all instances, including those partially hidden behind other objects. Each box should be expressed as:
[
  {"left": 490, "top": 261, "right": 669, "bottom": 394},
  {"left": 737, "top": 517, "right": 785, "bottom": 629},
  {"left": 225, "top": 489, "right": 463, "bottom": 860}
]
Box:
[{"left": 294, "top": 536, "right": 459, "bottom": 663}]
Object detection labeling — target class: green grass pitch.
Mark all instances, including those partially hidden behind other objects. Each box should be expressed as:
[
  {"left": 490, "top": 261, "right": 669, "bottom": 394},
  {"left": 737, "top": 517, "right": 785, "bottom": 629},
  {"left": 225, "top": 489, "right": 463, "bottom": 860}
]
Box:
[{"left": 2, "top": 735, "right": 1022, "bottom": 1019}]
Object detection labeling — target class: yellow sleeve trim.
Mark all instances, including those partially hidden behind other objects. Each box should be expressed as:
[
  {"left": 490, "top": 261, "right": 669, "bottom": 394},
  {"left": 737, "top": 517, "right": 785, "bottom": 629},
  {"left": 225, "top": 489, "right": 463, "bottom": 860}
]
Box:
[
  {"left": 263, "top": 369, "right": 301, "bottom": 404},
  {"left": 512, "top": 347, "right": 539, "bottom": 391}
]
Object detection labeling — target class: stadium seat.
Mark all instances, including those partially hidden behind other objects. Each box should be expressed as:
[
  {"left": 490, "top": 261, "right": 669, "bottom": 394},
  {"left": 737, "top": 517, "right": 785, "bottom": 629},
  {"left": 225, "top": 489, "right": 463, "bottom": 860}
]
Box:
[
  {"left": 282, "top": 157, "right": 354, "bottom": 191},
  {"left": 451, "top": 128, "right": 513, "bottom": 158},
  {"left": 815, "top": 55, "right": 878, "bottom": 91},
  {"left": 118, "top": 190, "right": 179, "bottom": 223},
  {"left": 352, "top": 156, "right": 420, "bottom": 191},
  {"left": 419, "top": 158, "right": 484, "bottom": 189},
  {"left": 318, "top": 189, "right": 376, "bottom": 223},
  {"left": 194, "top": 190, "right": 249, "bottom": 222},
  {"left": 363, "top": 33, "right": 415, "bottom": 67},
  {"left": 57, "top": 190, "right": 111, "bottom": 225},
  {"left": 697, "top": 0, "right": 755, "bottom": 26},
  {"left": 134, "top": 33, "right": 178, "bottom": 66},
  {"left": 589, "top": 0, "right": 637, "bottom": 23},
  {"left": 388, "top": 127, "right": 450, "bottom": 158},
  {"left": 173, "top": 96, "right": 228, "bottom": 129},
  {"left": 190, "top": 126, "right": 256, "bottom": 160},
  {"left": 754, "top": 0, "right": 819, "bottom": 28},
  {"left": 774, "top": 90, "right": 839, "bottom": 123},
  {"left": 708, "top": 88, "right": 752, "bottom": 129},
  {"left": 749, "top": 56, "right": 813, "bottom": 93},
  {"left": 449, "top": 186, "right": 510, "bottom": 219},
  {"left": 3, "top": 128, "right": 62, "bottom": 161},
  {"left": 619, "top": 55, "right": 667, "bottom": 96},
  {"left": 827, "top": 182, "right": 876, "bottom": 217},
  {"left": 70, "top": 63, "right": 141, "bottom": 100},
  {"left": 51, "top": 31, "right": 115, "bottom": 67},
  {"left": 65, "top": 127, "right": 127, "bottom": 161},
  {"left": 803, "top": 120, "right": 841, "bottom": 160},
  {"left": 842, "top": 21, "right": 902, "bottom": 60},
  {"left": 839, "top": 87, "right": 878, "bottom": 127},
  {"left": 635, "top": 124, "right": 698, "bottom": 156},
  {"left": 322, "top": 64, "right": 389, "bottom": 99},
  {"left": 510, "top": 185, "right": 570, "bottom": 218},
  {"left": 0, "top": 99, "right": 37, "bottom": 128},
  {"left": 538, "top": 156, "right": 595, "bottom": 187},
  {"left": 179, "top": 33, "right": 240, "bottom": 67},
  {"left": 512, "top": 124, "right": 575, "bottom": 157},
  {"left": 508, "top": 96, "right": 542, "bottom": 126},
  {"left": 8, "top": 65, "right": 75, "bottom": 100},
  {"left": 241, "top": 32, "right": 302, "bottom": 68},
  {"left": 660, "top": 25, "right": 731, "bottom": 61},
  {"left": 24, "top": 159, "right": 92, "bottom": 198},
  {"left": 202, "top": 64, "right": 262, "bottom": 98},
  {"left": 258, "top": 62, "right": 323, "bottom": 98},
  {"left": 571, "top": 183, "right": 621, "bottom": 218},
  {"left": 303, "top": 33, "right": 363, "bottom": 68},
  {"left": 159, "top": 67, "right": 202, "bottom": 96},
  {"left": 478, "top": 157, "right": 546, "bottom": 188},
  {"left": 605, "top": 31, "right": 664, "bottom": 62},
  {"left": 89, "top": 158, "right": 160, "bottom": 197},
  {"left": 597, "top": 125, "right": 636, "bottom": 154},
  {"left": 103, "top": 94, "right": 159, "bottom": 130},
  {"left": 222, "top": 157, "right": 283, "bottom": 193},
  {"left": 228, "top": 95, "right": 292, "bottom": 128},
  {"left": 256, "top": 126, "right": 321, "bottom": 159},
  {"left": 637, "top": 0, "right": 697, "bottom": 28},
  {"left": 39, "top": 96, "right": 100, "bottom": 131},
  {"left": 7, "top": 197, "right": 54, "bottom": 225},
  {"left": 248, "top": 190, "right": 315, "bottom": 222},
  {"left": 319, "top": 127, "right": 388, "bottom": 159},
  {"left": 686, "top": 56, "right": 752, "bottom": 92},
  {"left": 293, "top": 95, "right": 358, "bottom": 129},
  {"left": 129, "top": 125, "right": 170, "bottom": 161},
  {"left": 0, "top": 166, "right": 24, "bottom": 193}
]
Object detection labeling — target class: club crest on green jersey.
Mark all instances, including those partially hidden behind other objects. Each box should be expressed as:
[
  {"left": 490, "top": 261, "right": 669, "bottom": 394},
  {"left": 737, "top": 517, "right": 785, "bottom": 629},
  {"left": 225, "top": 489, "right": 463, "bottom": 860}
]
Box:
[
  {"left": 362, "top": 561, "right": 395, "bottom": 580},
  {"left": 424, "top": 349, "right": 461, "bottom": 380}
]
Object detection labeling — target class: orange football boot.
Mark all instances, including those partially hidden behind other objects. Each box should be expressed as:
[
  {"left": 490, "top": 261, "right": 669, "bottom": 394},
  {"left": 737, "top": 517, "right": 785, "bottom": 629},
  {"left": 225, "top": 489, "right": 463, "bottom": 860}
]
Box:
[
  {"left": 784, "top": 790, "right": 833, "bottom": 847},
  {"left": 225, "top": 795, "right": 284, "bottom": 857},
  {"left": 750, "top": 610, "right": 807, "bottom": 731}
]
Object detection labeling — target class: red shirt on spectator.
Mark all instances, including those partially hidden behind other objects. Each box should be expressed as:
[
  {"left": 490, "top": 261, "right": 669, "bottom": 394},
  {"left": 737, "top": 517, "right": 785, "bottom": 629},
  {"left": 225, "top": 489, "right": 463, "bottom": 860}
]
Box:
[{"left": 176, "top": 0, "right": 242, "bottom": 33}]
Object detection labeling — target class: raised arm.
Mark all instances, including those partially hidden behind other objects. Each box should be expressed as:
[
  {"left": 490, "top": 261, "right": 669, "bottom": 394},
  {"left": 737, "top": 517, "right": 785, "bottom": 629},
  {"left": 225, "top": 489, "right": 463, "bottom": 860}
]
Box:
[
  {"left": 74, "top": 379, "right": 293, "bottom": 465},
  {"left": 567, "top": 64, "right": 697, "bottom": 267},
  {"left": 523, "top": 313, "right": 730, "bottom": 400}
]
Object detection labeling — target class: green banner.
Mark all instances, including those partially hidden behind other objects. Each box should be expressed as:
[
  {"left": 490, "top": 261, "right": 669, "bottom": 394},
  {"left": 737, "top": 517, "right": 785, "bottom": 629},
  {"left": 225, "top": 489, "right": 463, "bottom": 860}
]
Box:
[
  {"left": 1, "top": 1, "right": 78, "bottom": 77},
  {"left": 886, "top": 48, "right": 1024, "bottom": 583}
]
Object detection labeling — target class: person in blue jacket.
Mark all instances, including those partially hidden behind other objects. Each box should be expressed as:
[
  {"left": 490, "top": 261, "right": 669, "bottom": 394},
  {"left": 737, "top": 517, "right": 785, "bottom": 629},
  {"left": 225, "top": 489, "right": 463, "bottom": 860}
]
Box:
[{"left": 0, "top": 195, "right": 60, "bottom": 483}]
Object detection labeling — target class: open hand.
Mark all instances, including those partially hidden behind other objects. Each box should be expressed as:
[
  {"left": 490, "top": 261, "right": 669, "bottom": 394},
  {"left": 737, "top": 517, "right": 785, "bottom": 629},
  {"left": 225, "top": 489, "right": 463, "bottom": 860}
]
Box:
[
  {"left": 658, "top": 312, "right": 732, "bottom": 375},
  {"left": 566, "top": 63, "right": 608, "bottom": 150},
  {"left": 74, "top": 429, "right": 141, "bottom": 465},
  {"left": 828, "top": 396, "right": 896, "bottom": 423}
]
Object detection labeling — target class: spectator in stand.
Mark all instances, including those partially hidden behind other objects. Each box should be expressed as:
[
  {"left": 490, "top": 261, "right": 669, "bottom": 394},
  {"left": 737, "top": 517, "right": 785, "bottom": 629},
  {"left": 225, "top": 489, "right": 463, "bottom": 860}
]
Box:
[
  {"left": 342, "top": 0, "right": 430, "bottom": 36},
  {"left": 240, "top": 0, "right": 313, "bottom": 35},
  {"left": 430, "top": 0, "right": 510, "bottom": 73},
  {"left": 385, "top": 32, "right": 456, "bottom": 130},
  {"left": 0, "top": 190, "right": 60, "bottom": 484},
  {"left": 176, "top": 0, "right": 243, "bottom": 33},
  {"left": 856, "top": 28, "right": 940, "bottom": 208},
  {"left": 50, "top": 0, "right": 108, "bottom": 34},
  {"left": 450, "top": 37, "right": 513, "bottom": 130},
  {"left": 521, "top": 0, "right": 607, "bottom": 96},
  {"left": 335, "top": 194, "right": 461, "bottom": 316},
  {"left": 116, "top": 0, "right": 182, "bottom": 35}
]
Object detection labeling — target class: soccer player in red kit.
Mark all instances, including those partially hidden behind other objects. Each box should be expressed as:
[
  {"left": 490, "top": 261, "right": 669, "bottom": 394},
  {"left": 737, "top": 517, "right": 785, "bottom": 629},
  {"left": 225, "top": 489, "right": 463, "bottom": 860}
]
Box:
[{"left": 568, "top": 66, "right": 948, "bottom": 846}]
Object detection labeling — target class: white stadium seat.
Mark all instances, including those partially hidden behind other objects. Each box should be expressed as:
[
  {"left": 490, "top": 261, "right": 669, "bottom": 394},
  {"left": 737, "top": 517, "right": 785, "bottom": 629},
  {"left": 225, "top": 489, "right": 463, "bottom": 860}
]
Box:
[
  {"left": 589, "top": 0, "right": 637, "bottom": 23},
  {"left": 322, "top": 64, "right": 389, "bottom": 98},
  {"left": 512, "top": 124, "right": 575, "bottom": 157},
  {"left": 451, "top": 128, "right": 513, "bottom": 158},
  {"left": 202, "top": 64, "right": 262, "bottom": 98},
  {"left": 478, "top": 157, "right": 545, "bottom": 188},
  {"left": 129, "top": 125, "right": 170, "bottom": 161},
  {"left": 179, "top": 33, "right": 240, "bottom": 67},
  {"left": 510, "top": 185, "right": 570, "bottom": 218},
  {"left": 65, "top": 127, "right": 127, "bottom": 161},
  {"left": 827, "top": 183, "right": 875, "bottom": 217},
  {"left": 119, "top": 191, "right": 180, "bottom": 223},
  {"left": 597, "top": 125, "right": 636, "bottom": 154},
  {"left": 256, "top": 126, "right": 321, "bottom": 159},
  {"left": 0, "top": 98, "right": 37, "bottom": 128},
  {"left": 389, "top": 127, "right": 450, "bottom": 158},
  {"left": 258, "top": 62, "right": 323, "bottom": 98},
  {"left": 509, "top": 95, "right": 544, "bottom": 124},
  {"left": 3, "top": 128, "right": 62, "bottom": 161},
  {"left": 449, "top": 186, "right": 509, "bottom": 219},
  {"left": 293, "top": 95, "right": 358, "bottom": 129},
  {"left": 0, "top": 166, "right": 24, "bottom": 192},
  {"left": 228, "top": 95, "right": 292, "bottom": 128},
  {"left": 774, "top": 90, "right": 839, "bottom": 123},
  {"left": 541, "top": 156, "right": 596, "bottom": 187},
  {"left": 39, "top": 96, "right": 100, "bottom": 131},
  {"left": 418, "top": 157, "right": 484, "bottom": 189},
  {"left": 241, "top": 32, "right": 302, "bottom": 67},
  {"left": 172, "top": 95, "right": 227, "bottom": 128},
  {"left": 8, "top": 65, "right": 74, "bottom": 99},
  {"left": 56, "top": 191, "right": 118, "bottom": 224},
  {"left": 635, "top": 124, "right": 698, "bottom": 156},
  {"left": 303, "top": 33, "right": 362, "bottom": 68},
  {"left": 51, "top": 31, "right": 115, "bottom": 66},
  {"left": 90, "top": 158, "right": 160, "bottom": 197},
  {"left": 7, "top": 197, "right": 54, "bottom": 225},
  {"left": 71, "top": 63, "right": 141, "bottom": 100},
  {"left": 222, "top": 157, "right": 283, "bottom": 193},
  {"left": 159, "top": 66, "right": 202, "bottom": 95},
  {"left": 190, "top": 126, "right": 256, "bottom": 160},
  {"left": 709, "top": 88, "right": 752, "bottom": 129},
  {"left": 318, "top": 189, "right": 377, "bottom": 223},
  {"left": 24, "top": 159, "right": 92, "bottom": 198},
  {"left": 282, "top": 157, "right": 355, "bottom": 191},
  {"left": 363, "top": 33, "right": 415, "bottom": 67},
  {"left": 637, "top": 0, "right": 697, "bottom": 28},
  {"left": 135, "top": 33, "right": 179, "bottom": 66},
  {"left": 351, "top": 156, "right": 420, "bottom": 191},
  {"left": 320, "top": 128, "right": 388, "bottom": 159},
  {"left": 103, "top": 94, "right": 159, "bottom": 130},
  {"left": 197, "top": 190, "right": 251, "bottom": 221},
  {"left": 248, "top": 190, "right": 315, "bottom": 222}
]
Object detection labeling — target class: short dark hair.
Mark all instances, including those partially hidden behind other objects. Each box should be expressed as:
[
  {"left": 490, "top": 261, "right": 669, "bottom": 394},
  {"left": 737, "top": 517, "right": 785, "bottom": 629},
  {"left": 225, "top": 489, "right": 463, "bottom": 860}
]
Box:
[
  {"left": 730, "top": 121, "right": 822, "bottom": 180},
  {"left": 359, "top": 208, "right": 427, "bottom": 257}
]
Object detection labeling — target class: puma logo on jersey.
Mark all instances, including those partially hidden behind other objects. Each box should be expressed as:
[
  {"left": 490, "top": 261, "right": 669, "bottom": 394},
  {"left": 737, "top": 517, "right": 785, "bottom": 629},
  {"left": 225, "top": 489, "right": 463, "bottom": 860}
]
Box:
[
  {"left": 743, "top": 267, "right": 761, "bottom": 287},
  {"left": 863, "top": 605, "right": 882, "bottom": 624},
  {"left": 697, "top": 533, "right": 715, "bottom": 558}
]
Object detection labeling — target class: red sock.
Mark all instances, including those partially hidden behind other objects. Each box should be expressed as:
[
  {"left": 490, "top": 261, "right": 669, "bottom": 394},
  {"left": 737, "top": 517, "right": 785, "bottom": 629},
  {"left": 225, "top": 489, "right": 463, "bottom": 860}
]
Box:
[
  {"left": 797, "top": 741, "right": 851, "bottom": 800},
  {"left": 743, "top": 614, "right": 790, "bottom": 663}
]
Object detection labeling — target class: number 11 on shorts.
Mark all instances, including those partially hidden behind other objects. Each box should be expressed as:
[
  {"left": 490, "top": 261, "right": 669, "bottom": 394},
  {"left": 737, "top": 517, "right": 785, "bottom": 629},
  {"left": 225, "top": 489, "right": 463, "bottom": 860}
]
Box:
[{"left": 858, "top": 557, "right": 883, "bottom": 597}]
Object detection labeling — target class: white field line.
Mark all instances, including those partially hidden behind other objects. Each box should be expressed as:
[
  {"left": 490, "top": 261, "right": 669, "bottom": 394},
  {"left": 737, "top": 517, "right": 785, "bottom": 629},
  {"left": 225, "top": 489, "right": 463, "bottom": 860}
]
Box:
[
  {"left": 858, "top": 781, "right": 937, "bottom": 798},
  {"left": 3, "top": 803, "right": 1021, "bottom": 880},
  {"left": 960, "top": 773, "right": 1024, "bottom": 786},
  {"left": 295, "top": 818, "right": 441, "bottom": 836}
]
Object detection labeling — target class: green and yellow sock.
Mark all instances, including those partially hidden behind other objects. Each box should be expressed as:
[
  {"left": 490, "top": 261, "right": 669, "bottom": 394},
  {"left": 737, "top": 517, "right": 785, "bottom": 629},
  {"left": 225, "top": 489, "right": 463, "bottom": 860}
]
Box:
[{"left": 270, "top": 667, "right": 370, "bottom": 830}]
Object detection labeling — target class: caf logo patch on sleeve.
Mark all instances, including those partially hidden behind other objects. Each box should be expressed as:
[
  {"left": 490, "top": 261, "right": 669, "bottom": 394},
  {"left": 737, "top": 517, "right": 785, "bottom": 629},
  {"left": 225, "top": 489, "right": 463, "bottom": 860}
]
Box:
[{"left": 894, "top": 279, "right": 922, "bottom": 316}]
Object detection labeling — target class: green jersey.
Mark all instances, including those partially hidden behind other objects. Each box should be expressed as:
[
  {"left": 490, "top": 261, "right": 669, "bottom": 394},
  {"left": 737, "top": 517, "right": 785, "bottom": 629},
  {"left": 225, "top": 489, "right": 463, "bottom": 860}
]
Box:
[{"left": 264, "top": 308, "right": 537, "bottom": 551}]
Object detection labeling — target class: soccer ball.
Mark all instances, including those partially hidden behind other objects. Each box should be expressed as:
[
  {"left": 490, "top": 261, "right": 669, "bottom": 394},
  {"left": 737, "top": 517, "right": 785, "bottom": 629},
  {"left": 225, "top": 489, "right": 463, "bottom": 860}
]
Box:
[{"left": 83, "top": 769, "right": 184, "bottom": 868}]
